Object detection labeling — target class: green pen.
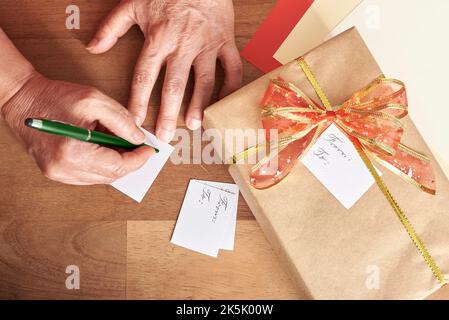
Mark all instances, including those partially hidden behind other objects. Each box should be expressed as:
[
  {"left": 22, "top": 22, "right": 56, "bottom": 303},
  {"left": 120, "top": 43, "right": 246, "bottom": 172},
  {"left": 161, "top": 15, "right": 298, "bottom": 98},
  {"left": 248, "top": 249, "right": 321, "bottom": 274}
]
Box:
[{"left": 25, "top": 118, "right": 159, "bottom": 153}]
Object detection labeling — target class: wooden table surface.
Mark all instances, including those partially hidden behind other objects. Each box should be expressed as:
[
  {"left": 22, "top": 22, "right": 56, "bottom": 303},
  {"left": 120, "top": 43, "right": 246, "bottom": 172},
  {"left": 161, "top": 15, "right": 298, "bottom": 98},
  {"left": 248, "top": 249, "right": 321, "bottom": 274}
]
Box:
[{"left": 0, "top": 0, "right": 447, "bottom": 300}]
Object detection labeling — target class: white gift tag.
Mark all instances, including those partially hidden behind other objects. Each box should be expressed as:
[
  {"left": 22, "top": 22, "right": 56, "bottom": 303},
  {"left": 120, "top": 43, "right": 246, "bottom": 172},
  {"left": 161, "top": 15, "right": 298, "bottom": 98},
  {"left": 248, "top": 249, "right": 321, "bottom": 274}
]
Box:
[
  {"left": 171, "top": 180, "right": 239, "bottom": 257},
  {"left": 301, "top": 123, "right": 379, "bottom": 209}
]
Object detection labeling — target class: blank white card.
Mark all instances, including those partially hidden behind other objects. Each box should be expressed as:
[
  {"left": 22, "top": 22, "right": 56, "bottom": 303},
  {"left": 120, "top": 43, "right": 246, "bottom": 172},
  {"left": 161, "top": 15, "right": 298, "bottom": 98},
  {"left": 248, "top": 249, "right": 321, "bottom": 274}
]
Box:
[{"left": 111, "top": 128, "right": 174, "bottom": 203}]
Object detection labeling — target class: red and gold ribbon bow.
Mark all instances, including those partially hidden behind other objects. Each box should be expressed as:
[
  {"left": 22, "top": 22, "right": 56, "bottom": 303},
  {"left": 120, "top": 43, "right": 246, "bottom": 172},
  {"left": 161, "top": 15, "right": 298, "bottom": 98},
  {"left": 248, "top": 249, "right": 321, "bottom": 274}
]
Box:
[
  {"left": 234, "top": 57, "right": 445, "bottom": 284},
  {"left": 245, "top": 58, "right": 435, "bottom": 193}
]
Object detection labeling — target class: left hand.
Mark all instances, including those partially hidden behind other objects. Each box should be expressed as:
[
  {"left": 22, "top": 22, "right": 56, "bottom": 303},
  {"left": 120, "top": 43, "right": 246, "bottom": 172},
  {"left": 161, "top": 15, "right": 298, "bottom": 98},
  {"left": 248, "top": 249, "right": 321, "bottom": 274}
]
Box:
[{"left": 87, "top": 0, "right": 243, "bottom": 142}]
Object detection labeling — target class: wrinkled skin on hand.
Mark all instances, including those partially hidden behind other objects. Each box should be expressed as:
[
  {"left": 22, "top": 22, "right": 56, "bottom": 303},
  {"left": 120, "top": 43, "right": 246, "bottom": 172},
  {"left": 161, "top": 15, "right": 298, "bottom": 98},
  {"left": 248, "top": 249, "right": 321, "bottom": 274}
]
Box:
[
  {"left": 2, "top": 74, "right": 154, "bottom": 185},
  {"left": 87, "top": 0, "right": 243, "bottom": 142}
]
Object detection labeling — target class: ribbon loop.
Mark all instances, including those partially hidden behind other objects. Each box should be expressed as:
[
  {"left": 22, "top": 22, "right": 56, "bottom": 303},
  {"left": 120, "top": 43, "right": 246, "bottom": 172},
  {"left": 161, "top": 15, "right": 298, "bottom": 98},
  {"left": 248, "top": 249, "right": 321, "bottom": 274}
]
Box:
[
  {"left": 235, "top": 56, "right": 444, "bottom": 284},
  {"left": 250, "top": 61, "right": 435, "bottom": 195}
]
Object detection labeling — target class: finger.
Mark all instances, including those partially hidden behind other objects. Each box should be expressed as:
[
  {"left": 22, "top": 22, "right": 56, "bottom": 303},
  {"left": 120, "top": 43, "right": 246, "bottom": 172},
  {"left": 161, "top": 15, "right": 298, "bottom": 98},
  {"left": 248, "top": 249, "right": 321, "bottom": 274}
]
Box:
[
  {"left": 41, "top": 161, "right": 116, "bottom": 185},
  {"left": 87, "top": 146, "right": 155, "bottom": 180},
  {"left": 218, "top": 42, "right": 243, "bottom": 99},
  {"left": 185, "top": 53, "right": 217, "bottom": 130},
  {"left": 86, "top": 1, "right": 135, "bottom": 54},
  {"left": 37, "top": 141, "right": 116, "bottom": 185},
  {"left": 84, "top": 95, "right": 146, "bottom": 145},
  {"left": 120, "top": 146, "right": 155, "bottom": 174},
  {"left": 128, "top": 41, "right": 164, "bottom": 126},
  {"left": 156, "top": 57, "right": 193, "bottom": 142},
  {"left": 61, "top": 171, "right": 117, "bottom": 185}
]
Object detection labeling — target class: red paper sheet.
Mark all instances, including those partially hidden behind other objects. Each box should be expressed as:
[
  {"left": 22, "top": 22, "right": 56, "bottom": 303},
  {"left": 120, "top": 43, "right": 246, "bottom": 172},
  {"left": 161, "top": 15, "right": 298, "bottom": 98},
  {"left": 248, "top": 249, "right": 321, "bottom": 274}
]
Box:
[{"left": 241, "top": 0, "right": 314, "bottom": 73}]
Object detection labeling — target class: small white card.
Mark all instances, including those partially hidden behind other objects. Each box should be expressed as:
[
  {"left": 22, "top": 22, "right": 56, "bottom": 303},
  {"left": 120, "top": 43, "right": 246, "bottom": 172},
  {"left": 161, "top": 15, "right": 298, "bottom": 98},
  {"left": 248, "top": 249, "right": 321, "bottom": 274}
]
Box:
[
  {"left": 301, "top": 124, "right": 378, "bottom": 209},
  {"left": 111, "top": 129, "right": 174, "bottom": 203},
  {"left": 171, "top": 179, "right": 239, "bottom": 257}
]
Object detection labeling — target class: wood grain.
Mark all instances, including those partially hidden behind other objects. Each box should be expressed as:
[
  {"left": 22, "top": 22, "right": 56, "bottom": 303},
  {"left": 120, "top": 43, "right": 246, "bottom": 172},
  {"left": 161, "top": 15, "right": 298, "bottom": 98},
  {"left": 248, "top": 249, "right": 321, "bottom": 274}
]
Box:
[
  {"left": 0, "top": 127, "right": 253, "bottom": 221},
  {"left": 127, "top": 220, "right": 304, "bottom": 299},
  {"left": 0, "top": 0, "right": 447, "bottom": 300},
  {"left": 0, "top": 0, "right": 267, "bottom": 221},
  {"left": 0, "top": 0, "right": 300, "bottom": 299},
  {"left": 0, "top": 221, "right": 126, "bottom": 299}
]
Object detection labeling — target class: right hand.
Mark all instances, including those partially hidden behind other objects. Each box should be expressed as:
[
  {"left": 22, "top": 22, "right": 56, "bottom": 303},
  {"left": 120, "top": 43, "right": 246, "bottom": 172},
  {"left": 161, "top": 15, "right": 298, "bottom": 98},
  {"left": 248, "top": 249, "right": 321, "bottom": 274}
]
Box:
[
  {"left": 87, "top": 0, "right": 243, "bottom": 142},
  {"left": 1, "top": 73, "right": 155, "bottom": 185}
]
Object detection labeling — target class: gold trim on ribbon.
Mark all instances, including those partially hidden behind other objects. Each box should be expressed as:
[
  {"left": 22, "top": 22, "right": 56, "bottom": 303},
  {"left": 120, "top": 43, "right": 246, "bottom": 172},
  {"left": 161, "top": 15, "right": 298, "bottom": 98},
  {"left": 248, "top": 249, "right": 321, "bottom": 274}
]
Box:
[
  {"left": 296, "top": 57, "right": 446, "bottom": 285},
  {"left": 354, "top": 139, "right": 444, "bottom": 283},
  {"left": 297, "top": 57, "right": 333, "bottom": 111},
  {"left": 271, "top": 78, "right": 321, "bottom": 111},
  {"left": 235, "top": 57, "right": 446, "bottom": 285}
]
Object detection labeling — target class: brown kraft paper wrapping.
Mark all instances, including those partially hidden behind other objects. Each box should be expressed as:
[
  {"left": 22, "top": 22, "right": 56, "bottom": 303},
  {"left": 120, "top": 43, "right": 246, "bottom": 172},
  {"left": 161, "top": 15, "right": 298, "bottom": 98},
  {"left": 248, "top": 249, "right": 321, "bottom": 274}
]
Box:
[{"left": 203, "top": 27, "right": 449, "bottom": 299}]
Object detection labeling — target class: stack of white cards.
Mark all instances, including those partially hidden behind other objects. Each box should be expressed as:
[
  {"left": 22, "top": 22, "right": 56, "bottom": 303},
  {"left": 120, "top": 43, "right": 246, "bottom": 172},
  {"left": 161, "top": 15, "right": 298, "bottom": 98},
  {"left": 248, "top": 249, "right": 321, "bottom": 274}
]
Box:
[
  {"left": 171, "top": 179, "right": 239, "bottom": 257},
  {"left": 109, "top": 129, "right": 239, "bottom": 257}
]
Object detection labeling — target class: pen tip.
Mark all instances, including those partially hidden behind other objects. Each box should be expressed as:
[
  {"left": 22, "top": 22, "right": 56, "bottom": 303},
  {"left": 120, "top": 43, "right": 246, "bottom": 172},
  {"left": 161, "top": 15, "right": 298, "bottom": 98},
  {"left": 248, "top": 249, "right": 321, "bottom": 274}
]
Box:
[{"left": 24, "top": 118, "right": 33, "bottom": 127}]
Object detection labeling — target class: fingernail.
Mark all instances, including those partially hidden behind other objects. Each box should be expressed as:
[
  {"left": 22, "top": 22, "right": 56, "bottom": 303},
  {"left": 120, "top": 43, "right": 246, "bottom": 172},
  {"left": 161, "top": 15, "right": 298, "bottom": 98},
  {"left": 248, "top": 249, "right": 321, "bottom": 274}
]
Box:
[
  {"left": 86, "top": 37, "right": 100, "bottom": 50},
  {"left": 187, "top": 118, "right": 202, "bottom": 131},
  {"left": 156, "top": 128, "right": 174, "bottom": 143},
  {"left": 133, "top": 129, "right": 146, "bottom": 143}
]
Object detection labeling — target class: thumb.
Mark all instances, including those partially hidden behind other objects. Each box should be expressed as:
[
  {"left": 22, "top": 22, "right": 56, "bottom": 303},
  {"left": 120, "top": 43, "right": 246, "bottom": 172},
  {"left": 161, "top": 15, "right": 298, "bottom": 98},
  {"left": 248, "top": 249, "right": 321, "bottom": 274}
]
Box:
[{"left": 86, "top": 1, "right": 135, "bottom": 54}]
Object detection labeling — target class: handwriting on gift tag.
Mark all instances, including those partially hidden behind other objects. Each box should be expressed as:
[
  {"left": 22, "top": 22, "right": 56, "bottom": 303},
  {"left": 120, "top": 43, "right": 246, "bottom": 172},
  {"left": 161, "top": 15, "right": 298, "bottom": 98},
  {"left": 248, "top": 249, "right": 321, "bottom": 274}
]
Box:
[
  {"left": 171, "top": 180, "right": 239, "bottom": 257},
  {"left": 199, "top": 187, "right": 211, "bottom": 204},
  {"left": 313, "top": 133, "right": 353, "bottom": 166},
  {"left": 212, "top": 195, "right": 229, "bottom": 224},
  {"left": 302, "top": 124, "right": 377, "bottom": 209},
  {"left": 197, "top": 182, "right": 232, "bottom": 223}
]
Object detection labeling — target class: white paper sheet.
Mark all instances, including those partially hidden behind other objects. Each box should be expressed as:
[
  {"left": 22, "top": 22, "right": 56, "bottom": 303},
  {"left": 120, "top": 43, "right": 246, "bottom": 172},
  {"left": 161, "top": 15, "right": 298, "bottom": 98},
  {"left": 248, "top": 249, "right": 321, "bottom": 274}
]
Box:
[
  {"left": 328, "top": 0, "right": 449, "bottom": 179},
  {"left": 302, "top": 124, "right": 378, "bottom": 209},
  {"left": 111, "top": 129, "right": 174, "bottom": 203},
  {"left": 171, "top": 179, "right": 239, "bottom": 257}
]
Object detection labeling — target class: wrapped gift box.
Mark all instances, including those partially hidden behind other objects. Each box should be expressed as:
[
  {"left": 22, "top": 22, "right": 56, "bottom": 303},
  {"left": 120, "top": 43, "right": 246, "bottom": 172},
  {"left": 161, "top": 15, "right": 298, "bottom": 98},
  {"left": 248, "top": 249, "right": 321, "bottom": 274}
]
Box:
[{"left": 203, "top": 28, "right": 449, "bottom": 299}]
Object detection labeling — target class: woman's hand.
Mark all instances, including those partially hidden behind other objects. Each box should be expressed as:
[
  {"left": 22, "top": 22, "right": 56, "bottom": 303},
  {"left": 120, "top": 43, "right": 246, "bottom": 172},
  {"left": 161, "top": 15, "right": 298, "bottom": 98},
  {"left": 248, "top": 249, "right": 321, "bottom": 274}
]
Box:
[
  {"left": 87, "top": 0, "right": 243, "bottom": 142},
  {"left": 2, "top": 74, "right": 154, "bottom": 185}
]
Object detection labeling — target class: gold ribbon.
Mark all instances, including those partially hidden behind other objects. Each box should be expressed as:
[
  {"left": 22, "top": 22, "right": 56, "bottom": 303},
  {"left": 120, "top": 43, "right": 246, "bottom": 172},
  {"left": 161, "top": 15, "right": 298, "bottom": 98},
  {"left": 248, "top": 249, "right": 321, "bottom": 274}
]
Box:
[
  {"left": 236, "top": 57, "right": 446, "bottom": 284},
  {"left": 300, "top": 57, "right": 445, "bottom": 284}
]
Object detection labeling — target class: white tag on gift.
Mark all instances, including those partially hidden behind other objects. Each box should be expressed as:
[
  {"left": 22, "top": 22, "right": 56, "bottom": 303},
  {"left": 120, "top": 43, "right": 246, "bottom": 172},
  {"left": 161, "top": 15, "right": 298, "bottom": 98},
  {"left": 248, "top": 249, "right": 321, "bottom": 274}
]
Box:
[{"left": 301, "top": 123, "right": 379, "bottom": 209}]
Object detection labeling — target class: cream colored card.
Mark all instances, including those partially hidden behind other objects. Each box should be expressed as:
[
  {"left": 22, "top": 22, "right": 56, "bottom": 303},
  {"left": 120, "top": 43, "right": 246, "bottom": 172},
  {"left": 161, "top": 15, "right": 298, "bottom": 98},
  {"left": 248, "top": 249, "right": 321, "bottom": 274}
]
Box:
[
  {"left": 273, "top": 0, "right": 361, "bottom": 64},
  {"left": 328, "top": 0, "right": 449, "bottom": 179}
]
